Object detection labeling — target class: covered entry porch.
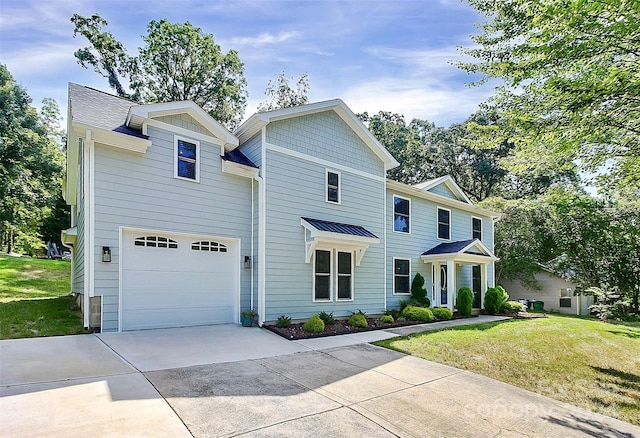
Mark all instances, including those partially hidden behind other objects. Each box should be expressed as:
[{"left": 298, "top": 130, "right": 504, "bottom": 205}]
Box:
[{"left": 421, "top": 239, "right": 498, "bottom": 310}]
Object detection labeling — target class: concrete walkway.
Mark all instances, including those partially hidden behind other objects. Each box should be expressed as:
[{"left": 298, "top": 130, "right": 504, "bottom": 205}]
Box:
[{"left": 2, "top": 316, "right": 639, "bottom": 437}]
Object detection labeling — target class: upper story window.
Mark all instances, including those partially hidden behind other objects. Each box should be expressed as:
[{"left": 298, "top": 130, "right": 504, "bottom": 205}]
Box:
[
  {"left": 437, "top": 207, "right": 450, "bottom": 240},
  {"left": 327, "top": 170, "right": 340, "bottom": 204},
  {"left": 174, "top": 136, "right": 200, "bottom": 182},
  {"left": 472, "top": 217, "right": 482, "bottom": 240},
  {"left": 393, "top": 195, "right": 410, "bottom": 233}
]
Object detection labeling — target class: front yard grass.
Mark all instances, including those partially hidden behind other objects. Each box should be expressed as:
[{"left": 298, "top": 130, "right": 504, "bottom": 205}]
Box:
[
  {"left": 0, "top": 254, "right": 84, "bottom": 339},
  {"left": 374, "top": 314, "right": 640, "bottom": 426}
]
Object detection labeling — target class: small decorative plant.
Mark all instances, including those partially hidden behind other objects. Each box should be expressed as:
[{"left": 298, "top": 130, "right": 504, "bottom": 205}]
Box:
[
  {"left": 401, "top": 305, "right": 434, "bottom": 322},
  {"left": 275, "top": 315, "right": 292, "bottom": 328},
  {"left": 317, "top": 311, "right": 335, "bottom": 325},
  {"left": 303, "top": 314, "right": 325, "bottom": 333},
  {"left": 431, "top": 307, "right": 453, "bottom": 320},
  {"left": 349, "top": 312, "right": 368, "bottom": 327},
  {"left": 380, "top": 314, "right": 394, "bottom": 324},
  {"left": 240, "top": 309, "right": 256, "bottom": 327},
  {"left": 456, "top": 286, "right": 474, "bottom": 316},
  {"left": 500, "top": 301, "right": 526, "bottom": 314}
]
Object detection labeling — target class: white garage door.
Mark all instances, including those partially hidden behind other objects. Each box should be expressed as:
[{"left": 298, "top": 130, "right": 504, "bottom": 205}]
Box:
[{"left": 121, "top": 230, "right": 238, "bottom": 331}]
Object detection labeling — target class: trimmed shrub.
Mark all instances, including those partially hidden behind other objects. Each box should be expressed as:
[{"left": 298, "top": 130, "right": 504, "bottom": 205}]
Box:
[
  {"left": 349, "top": 313, "right": 368, "bottom": 328},
  {"left": 303, "top": 314, "right": 325, "bottom": 333},
  {"left": 275, "top": 315, "right": 291, "bottom": 328},
  {"left": 401, "top": 305, "right": 434, "bottom": 322},
  {"left": 501, "top": 301, "right": 526, "bottom": 314},
  {"left": 484, "top": 286, "right": 509, "bottom": 314},
  {"left": 456, "top": 286, "right": 474, "bottom": 316},
  {"left": 380, "top": 314, "right": 394, "bottom": 324},
  {"left": 317, "top": 311, "right": 335, "bottom": 325},
  {"left": 385, "top": 308, "right": 401, "bottom": 320},
  {"left": 432, "top": 307, "right": 453, "bottom": 320},
  {"left": 411, "top": 273, "right": 431, "bottom": 307}
]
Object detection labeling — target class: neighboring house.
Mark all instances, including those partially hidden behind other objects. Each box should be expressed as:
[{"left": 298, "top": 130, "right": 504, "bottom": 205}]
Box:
[
  {"left": 62, "top": 83, "right": 499, "bottom": 332},
  {"left": 500, "top": 266, "right": 593, "bottom": 315}
]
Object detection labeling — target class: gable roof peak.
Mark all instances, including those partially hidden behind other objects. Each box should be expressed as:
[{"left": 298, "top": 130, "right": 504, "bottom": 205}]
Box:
[{"left": 413, "top": 175, "right": 472, "bottom": 204}]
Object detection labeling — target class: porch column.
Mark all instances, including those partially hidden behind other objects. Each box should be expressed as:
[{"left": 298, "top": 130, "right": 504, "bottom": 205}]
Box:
[
  {"left": 480, "top": 263, "right": 488, "bottom": 309},
  {"left": 447, "top": 259, "right": 455, "bottom": 310}
]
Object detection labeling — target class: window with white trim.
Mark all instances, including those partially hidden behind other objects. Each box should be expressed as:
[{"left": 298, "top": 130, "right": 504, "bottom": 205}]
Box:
[
  {"left": 134, "top": 236, "right": 178, "bottom": 249},
  {"left": 393, "top": 195, "right": 410, "bottom": 233},
  {"left": 327, "top": 170, "right": 340, "bottom": 204},
  {"left": 174, "top": 136, "right": 200, "bottom": 181},
  {"left": 394, "top": 258, "right": 411, "bottom": 295},
  {"left": 191, "top": 241, "right": 227, "bottom": 252},
  {"left": 472, "top": 217, "right": 482, "bottom": 240},
  {"left": 313, "top": 249, "right": 354, "bottom": 301},
  {"left": 437, "top": 207, "right": 450, "bottom": 240}
]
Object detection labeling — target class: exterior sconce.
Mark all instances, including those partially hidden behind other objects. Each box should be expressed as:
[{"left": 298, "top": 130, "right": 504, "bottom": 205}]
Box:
[
  {"left": 102, "top": 246, "right": 112, "bottom": 263},
  {"left": 244, "top": 256, "right": 251, "bottom": 269}
]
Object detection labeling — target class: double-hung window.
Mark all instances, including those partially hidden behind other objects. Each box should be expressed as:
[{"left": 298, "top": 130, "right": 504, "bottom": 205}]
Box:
[
  {"left": 327, "top": 170, "right": 340, "bottom": 204},
  {"left": 393, "top": 195, "right": 410, "bottom": 233},
  {"left": 472, "top": 217, "right": 482, "bottom": 240},
  {"left": 314, "top": 249, "right": 353, "bottom": 301},
  {"left": 393, "top": 258, "right": 411, "bottom": 295},
  {"left": 437, "top": 207, "right": 450, "bottom": 240},
  {"left": 174, "top": 136, "right": 200, "bottom": 182}
]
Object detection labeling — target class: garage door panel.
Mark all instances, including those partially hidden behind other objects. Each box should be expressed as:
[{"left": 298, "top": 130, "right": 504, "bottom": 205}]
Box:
[{"left": 121, "top": 230, "right": 238, "bottom": 331}]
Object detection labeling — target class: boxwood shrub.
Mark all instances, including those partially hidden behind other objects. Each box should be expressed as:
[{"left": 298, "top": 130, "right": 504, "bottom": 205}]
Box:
[
  {"left": 456, "top": 286, "right": 474, "bottom": 316},
  {"left": 349, "top": 313, "right": 368, "bottom": 328},
  {"left": 303, "top": 314, "right": 325, "bottom": 333},
  {"left": 484, "top": 286, "right": 509, "bottom": 314},
  {"left": 401, "top": 305, "right": 434, "bottom": 322},
  {"left": 501, "top": 300, "right": 526, "bottom": 314},
  {"left": 380, "top": 314, "right": 394, "bottom": 324},
  {"left": 431, "top": 307, "right": 453, "bottom": 320}
]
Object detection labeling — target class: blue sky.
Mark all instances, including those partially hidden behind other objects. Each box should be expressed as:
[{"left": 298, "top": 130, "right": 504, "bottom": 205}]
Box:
[{"left": 0, "top": 0, "right": 495, "bottom": 127}]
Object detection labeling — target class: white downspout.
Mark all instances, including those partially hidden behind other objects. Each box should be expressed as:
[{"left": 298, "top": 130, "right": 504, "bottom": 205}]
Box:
[
  {"left": 256, "top": 126, "right": 267, "bottom": 326},
  {"left": 250, "top": 178, "right": 254, "bottom": 311}
]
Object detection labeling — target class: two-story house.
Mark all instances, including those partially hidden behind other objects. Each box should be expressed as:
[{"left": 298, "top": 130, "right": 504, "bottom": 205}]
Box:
[{"left": 62, "top": 83, "right": 498, "bottom": 332}]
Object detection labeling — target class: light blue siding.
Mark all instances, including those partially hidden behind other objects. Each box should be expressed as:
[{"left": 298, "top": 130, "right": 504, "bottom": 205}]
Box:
[
  {"left": 239, "top": 133, "right": 262, "bottom": 168},
  {"left": 263, "top": 147, "right": 386, "bottom": 321},
  {"left": 156, "top": 114, "right": 212, "bottom": 136},
  {"left": 266, "top": 111, "right": 384, "bottom": 175},
  {"left": 427, "top": 183, "right": 460, "bottom": 200},
  {"left": 92, "top": 123, "right": 252, "bottom": 331}
]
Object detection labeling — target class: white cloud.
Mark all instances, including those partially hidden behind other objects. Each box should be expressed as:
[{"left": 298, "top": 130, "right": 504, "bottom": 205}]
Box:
[{"left": 229, "top": 31, "right": 299, "bottom": 47}]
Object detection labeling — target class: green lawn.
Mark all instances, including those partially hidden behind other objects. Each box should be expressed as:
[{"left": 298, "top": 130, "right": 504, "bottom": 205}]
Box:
[
  {"left": 375, "top": 314, "right": 640, "bottom": 426},
  {"left": 0, "top": 254, "right": 85, "bottom": 339}
]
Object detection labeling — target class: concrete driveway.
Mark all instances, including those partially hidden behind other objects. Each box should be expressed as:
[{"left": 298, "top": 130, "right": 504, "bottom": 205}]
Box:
[{"left": 2, "top": 320, "right": 639, "bottom": 437}]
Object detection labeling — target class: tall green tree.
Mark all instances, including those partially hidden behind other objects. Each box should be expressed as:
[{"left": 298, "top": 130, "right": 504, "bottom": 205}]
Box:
[
  {"left": 71, "top": 14, "right": 247, "bottom": 128},
  {"left": 459, "top": 0, "right": 640, "bottom": 197},
  {"left": 258, "top": 72, "right": 309, "bottom": 111},
  {"left": 0, "top": 65, "right": 65, "bottom": 254}
]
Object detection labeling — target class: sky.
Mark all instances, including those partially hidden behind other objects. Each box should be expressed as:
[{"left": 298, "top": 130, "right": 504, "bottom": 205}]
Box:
[{"left": 0, "top": 0, "right": 496, "bottom": 128}]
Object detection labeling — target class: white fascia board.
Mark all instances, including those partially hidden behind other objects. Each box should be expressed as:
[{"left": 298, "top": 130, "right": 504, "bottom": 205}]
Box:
[
  {"left": 65, "top": 128, "right": 79, "bottom": 205},
  {"left": 72, "top": 122, "right": 152, "bottom": 153},
  {"left": 221, "top": 159, "right": 260, "bottom": 179},
  {"left": 463, "top": 239, "right": 496, "bottom": 258},
  {"left": 300, "top": 218, "right": 380, "bottom": 246},
  {"left": 414, "top": 175, "right": 472, "bottom": 204},
  {"left": 420, "top": 253, "right": 499, "bottom": 264},
  {"left": 127, "top": 101, "right": 239, "bottom": 150},
  {"left": 387, "top": 180, "right": 499, "bottom": 219}
]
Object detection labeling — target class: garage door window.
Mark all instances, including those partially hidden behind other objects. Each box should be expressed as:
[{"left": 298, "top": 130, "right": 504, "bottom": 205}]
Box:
[
  {"left": 134, "top": 236, "right": 178, "bottom": 249},
  {"left": 191, "top": 241, "right": 228, "bottom": 252}
]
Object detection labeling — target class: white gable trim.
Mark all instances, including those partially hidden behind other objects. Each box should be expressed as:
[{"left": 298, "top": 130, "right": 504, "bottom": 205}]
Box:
[
  {"left": 421, "top": 239, "right": 499, "bottom": 265},
  {"left": 414, "top": 175, "right": 472, "bottom": 204},
  {"left": 236, "top": 99, "right": 400, "bottom": 171},
  {"left": 72, "top": 122, "right": 151, "bottom": 154},
  {"left": 126, "top": 101, "right": 238, "bottom": 150}
]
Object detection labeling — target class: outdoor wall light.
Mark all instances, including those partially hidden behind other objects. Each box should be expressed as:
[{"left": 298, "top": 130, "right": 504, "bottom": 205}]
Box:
[
  {"left": 102, "top": 246, "right": 112, "bottom": 263},
  {"left": 244, "top": 256, "right": 251, "bottom": 269}
]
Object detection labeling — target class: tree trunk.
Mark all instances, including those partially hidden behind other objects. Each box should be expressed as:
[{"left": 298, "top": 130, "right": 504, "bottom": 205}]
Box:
[{"left": 7, "top": 229, "right": 13, "bottom": 254}]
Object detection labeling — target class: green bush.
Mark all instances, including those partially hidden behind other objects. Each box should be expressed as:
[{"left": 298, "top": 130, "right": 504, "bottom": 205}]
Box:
[
  {"left": 411, "top": 273, "right": 431, "bottom": 307},
  {"left": 484, "top": 286, "right": 509, "bottom": 314},
  {"left": 275, "top": 315, "right": 291, "bottom": 328},
  {"left": 303, "top": 314, "right": 325, "bottom": 333},
  {"left": 431, "top": 307, "right": 453, "bottom": 320},
  {"left": 401, "top": 305, "right": 434, "bottom": 322},
  {"left": 317, "top": 311, "right": 335, "bottom": 325},
  {"left": 380, "top": 314, "right": 394, "bottom": 324},
  {"left": 456, "top": 286, "right": 474, "bottom": 316},
  {"left": 501, "top": 301, "right": 526, "bottom": 314},
  {"left": 385, "top": 308, "right": 401, "bottom": 320},
  {"left": 349, "top": 313, "right": 368, "bottom": 328}
]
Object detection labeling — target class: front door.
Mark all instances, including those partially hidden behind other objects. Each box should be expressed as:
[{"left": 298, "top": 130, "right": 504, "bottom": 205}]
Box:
[{"left": 440, "top": 264, "right": 448, "bottom": 305}]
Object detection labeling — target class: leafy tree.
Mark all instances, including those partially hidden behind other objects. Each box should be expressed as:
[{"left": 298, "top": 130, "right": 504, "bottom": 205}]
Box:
[
  {"left": 459, "top": 0, "right": 640, "bottom": 196},
  {"left": 0, "top": 65, "right": 65, "bottom": 254},
  {"left": 71, "top": 14, "right": 247, "bottom": 128},
  {"left": 258, "top": 72, "right": 309, "bottom": 111}
]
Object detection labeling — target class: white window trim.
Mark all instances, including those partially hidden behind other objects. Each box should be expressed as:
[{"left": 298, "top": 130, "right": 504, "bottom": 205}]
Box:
[
  {"left": 313, "top": 249, "right": 333, "bottom": 302},
  {"left": 326, "top": 169, "right": 341, "bottom": 205},
  {"left": 336, "top": 250, "right": 354, "bottom": 302},
  {"left": 437, "top": 206, "right": 451, "bottom": 241},
  {"left": 312, "top": 248, "right": 356, "bottom": 302},
  {"left": 472, "top": 216, "right": 483, "bottom": 241},
  {"left": 393, "top": 257, "right": 412, "bottom": 295},
  {"left": 174, "top": 135, "right": 201, "bottom": 182},
  {"left": 392, "top": 194, "right": 411, "bottom": 234}
]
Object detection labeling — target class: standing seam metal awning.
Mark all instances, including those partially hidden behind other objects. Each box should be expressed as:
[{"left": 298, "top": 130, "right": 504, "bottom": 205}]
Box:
[{"left": 420, "top": 239, "right": 499, "bottom": 264}]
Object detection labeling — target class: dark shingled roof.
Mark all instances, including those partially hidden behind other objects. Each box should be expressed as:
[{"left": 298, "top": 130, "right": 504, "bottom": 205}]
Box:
[
  {"left": 302, "top": 217, "right": 378, "bottom": 239},
  {"left": 422, "top": 239, "right": 477, "bottom": 256},
  {"left": 68, "top": 83, "right": 147, "bottom": 139},
  {"left": 222, "top": 149, "right": 258, "bottom": 168}
]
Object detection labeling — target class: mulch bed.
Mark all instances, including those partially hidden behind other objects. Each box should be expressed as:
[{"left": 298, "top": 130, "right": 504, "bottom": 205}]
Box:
[{"left": 264, "top": 314, "right": 480, "bottom": 340}]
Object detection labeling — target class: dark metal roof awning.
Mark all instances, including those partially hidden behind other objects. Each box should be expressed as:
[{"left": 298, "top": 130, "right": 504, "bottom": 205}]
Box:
[
  {"left": 301, "top": 217, "right": 380, "bottom": 265},
  {"left": 421, "top": 239, "right": 498, "bottom": 264}
]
